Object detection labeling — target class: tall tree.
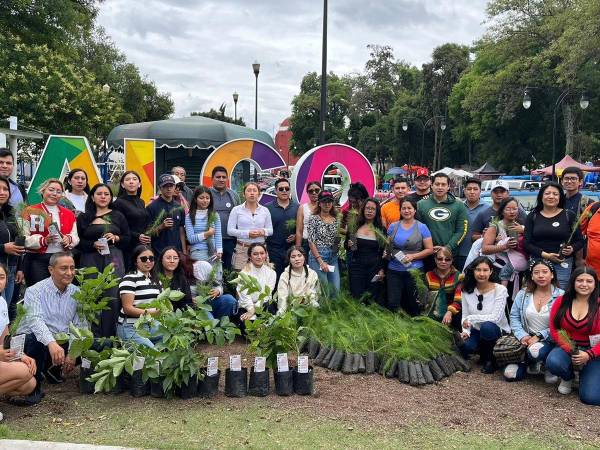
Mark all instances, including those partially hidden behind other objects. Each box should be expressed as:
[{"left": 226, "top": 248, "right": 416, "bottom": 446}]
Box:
[{"left": 191, "top": 103, "right": 245, "bottom": 126}]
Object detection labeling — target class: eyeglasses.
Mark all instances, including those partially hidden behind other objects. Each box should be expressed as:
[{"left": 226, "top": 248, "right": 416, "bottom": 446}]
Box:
[
  {"left": 477, "top": 294, "right": 484, "bottom": 311},
  {"left": 139, "top": 256, "right": 155, "bottom": 263},
  {"left": 278, "top": 187, "right": 290, "bottom": 192},
  {"left": 364, "top": 206, "right": 377, "bottom": 212},
  {"left": 308, "top": 189, "right": 320, "bottom": 194},
  {"left": 436, "top": 257, "right": 452, "bottom": 262},
  {"left": 164, "top": 256, "right": 179, "bottom": 261},
  {"left": 562, "top": 177, "right": 579, "bottom": 182}
]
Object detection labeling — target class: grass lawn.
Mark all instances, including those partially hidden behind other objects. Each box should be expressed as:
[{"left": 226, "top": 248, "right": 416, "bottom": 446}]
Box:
[{"left": 0, "top": 395, "right": 593, "bottom": 449}]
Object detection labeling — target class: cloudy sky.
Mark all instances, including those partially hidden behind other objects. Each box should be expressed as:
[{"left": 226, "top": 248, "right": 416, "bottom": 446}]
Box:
[{"left": 97, "top": 0, "right": 490, "bottom": 136}]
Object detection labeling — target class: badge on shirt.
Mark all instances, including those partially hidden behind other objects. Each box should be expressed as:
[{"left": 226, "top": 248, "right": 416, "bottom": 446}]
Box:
[
  {"left": 552, "top": 222, "right": 560, "bottom": 227},
  {"left": 226, "top": 202, "right": 231, "bottom": 208}
]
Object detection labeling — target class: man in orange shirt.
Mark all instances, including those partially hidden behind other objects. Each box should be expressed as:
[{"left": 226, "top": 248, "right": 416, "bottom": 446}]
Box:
[{"left": 381, "top": 178, "right": 409, "bottom": 228}]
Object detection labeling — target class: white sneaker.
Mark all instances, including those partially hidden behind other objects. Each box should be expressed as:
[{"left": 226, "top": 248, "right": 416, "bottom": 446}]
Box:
[
  {"left": 526, "top": 361, "right": 542, "bottom": 375},
  {"left": 558, "top": 378, "right": 573, "bottom": 395},
  {"left": 544, "top": 370, "right": 558, "bottom": 384},
  {"left": 504, "top": 364, "right": 520, "bottom": 380}
]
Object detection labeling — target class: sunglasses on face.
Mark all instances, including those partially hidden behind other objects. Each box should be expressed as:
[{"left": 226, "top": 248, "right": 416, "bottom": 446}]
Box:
[
  {"left": 278, "top": 187, "right": 290, "bottom": 192},
  {"left": 139, "top": 256, "right": 155, "bottom": 263},
  {"left": 436, "top": 257, "right": 452, "bottom": 262},
  {"left": 477, "top": 294, "right": 483, "bottom": 311},
  {"left": 308, "top": 189, "right": 320, "bottom": 194}
]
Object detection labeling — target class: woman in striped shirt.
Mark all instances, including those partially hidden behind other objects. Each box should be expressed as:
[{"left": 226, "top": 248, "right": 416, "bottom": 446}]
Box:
[
  {"left": 184, "top": 186, "right": 222, "bottom": 263},
  {"left": 117, "top": 245, "right": 162, "bottom": 348}
]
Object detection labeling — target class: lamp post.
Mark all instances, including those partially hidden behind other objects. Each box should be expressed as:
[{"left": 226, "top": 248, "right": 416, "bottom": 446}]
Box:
[
  {"left": 319, "top": 0, "right": 328, "bottom": 145},
  {"left": 100, "top": 83, "right": 111, "bottom": 182},
  {"left": 402, "top": 116, "right": 446, "bottom": 167},
  {"left": 252, "top": 62, "right": 260, "bottom": 129},
  {"left": 523, "top": 87, "right": 590, "bottom": 180},
  {"left": 233, "top": 91, "right": 239, "bottom": 123}
]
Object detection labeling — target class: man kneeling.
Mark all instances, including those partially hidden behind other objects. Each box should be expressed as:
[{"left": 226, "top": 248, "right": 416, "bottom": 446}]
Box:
[{"left": 17, "top": 252, "right": 87, "bottom": 404}]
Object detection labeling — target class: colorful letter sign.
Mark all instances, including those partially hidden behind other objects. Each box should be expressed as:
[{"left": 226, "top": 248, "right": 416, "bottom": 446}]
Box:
[
  {"left": 291, "top": 144, "right": 376, "bottom": 207},
  {"left": 27, "top": 135, "right": 102, "bottom": 204},
  {"left": 199, "top": 139, "right": 286, "bottom": 205},
  {"left": 124, "top": 139, "right": 156, "bottom": 206}
]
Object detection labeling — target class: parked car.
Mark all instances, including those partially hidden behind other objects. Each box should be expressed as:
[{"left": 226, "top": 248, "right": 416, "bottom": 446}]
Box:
[{"left": 481, "top": 189, "right": 600, "bottom": 212}]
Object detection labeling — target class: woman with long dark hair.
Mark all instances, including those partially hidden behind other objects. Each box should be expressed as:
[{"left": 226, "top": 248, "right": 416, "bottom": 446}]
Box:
[
  {"left": 504, "top": 259, "right": 563, "bottom": 382},
  {"left": 277, "top": 245, "right": 320, "bottom": 314},
  {"left": 117, "top": 245, "right": 162, "bottom": 348},
  {"left": 61, "top": 168, "right": 90, "bottom": 215},
  {"left": 185, "top": 186, "right": 222, "bottom": 263},
  {"left": 524, "top": 182, "right": 584, "bottom": 288},
  {"left": 0, "top": 176, "right": 24, "bottom": 309},
  {"left": 546, "top": 266, "right": 600, "bottom": 405},
  {"left": 460, "top": 256, "right": 510, "bottom": 374},
  {"left": 386, "top": 198, "right": 434, "bottom": 314},
  {"left": 113, "top": 171, "right": 150, "bottom": 272},
  {"left": 22, "top": 179, "right": 79, "bottom": 286},
  {"left": 154, "top": 246, "right": 193, "bottom": 309},
  {"left": 76, "top": 183, "right": 129, "bottom": 337},
  {"left": 295, "top": 180, "right": 321, "bottom": 255},
  {"left": 237, "top": 243, "right": 276, "bottom": 321},
  {"left": 347, "top": 198, "right": 386, "bottom": 302}
]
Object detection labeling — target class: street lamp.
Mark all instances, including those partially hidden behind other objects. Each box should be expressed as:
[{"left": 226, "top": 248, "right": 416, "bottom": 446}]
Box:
[
  {"left": 232, "top": 92, "right": 239, "bottom": 122},
  {"left": 440, "top": 117, "right": 447, "bottom": 131},
  {"left": 252, "top": 61, "right": 260, "bottom": 129},
  {"left": 522, "top": 87, "right": 590, "bottom": 179},
  {"left": 402, "top": 119, "right": 408, "bottom": 132}
]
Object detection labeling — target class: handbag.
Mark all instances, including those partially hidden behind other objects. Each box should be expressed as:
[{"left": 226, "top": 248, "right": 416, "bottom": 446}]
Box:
[{"left": 493, "top": 334, "right": 527, "bottom": 365}]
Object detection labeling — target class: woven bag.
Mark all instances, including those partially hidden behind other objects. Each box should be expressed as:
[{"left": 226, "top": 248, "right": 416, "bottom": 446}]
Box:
[{"left": 493, "top": 335, "right": 527, "bottom": 365}]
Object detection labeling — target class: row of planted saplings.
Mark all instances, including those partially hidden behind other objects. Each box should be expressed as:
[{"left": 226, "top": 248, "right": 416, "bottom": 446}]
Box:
[
  {"left": 78, "top": 353, "right": 314, "bottom": 399},
  {"left": 307, "top": 339, "right": 471, "bottom": 386}
]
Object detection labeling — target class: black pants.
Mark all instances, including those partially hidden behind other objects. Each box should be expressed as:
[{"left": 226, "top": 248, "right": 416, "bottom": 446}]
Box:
[
  {"left": 349, "top": 259, "right": 381, "bottom": 303},
  {"left": 24, "top": 253, "right": 52, "bottom": 287},
  {"left": 268, "top": 246, "right": 288, "bottom": 284},
  {"left": 24, "top": 334, "right": 69, "bottom": 384},
  {"left": 222, "top": 239, "right": 236, "bottom": 271},
  {"left": 386, "top": 270, "right": 418, "bottom": 315}
]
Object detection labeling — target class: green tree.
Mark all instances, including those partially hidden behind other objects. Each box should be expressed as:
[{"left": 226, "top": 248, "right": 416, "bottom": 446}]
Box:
[{"left": 191, "top": 103, "right": 246, "bottom": 126}]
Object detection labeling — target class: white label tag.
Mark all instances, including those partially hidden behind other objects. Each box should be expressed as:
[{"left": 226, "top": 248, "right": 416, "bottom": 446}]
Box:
[
  {"left": 327, "top": 265, "right": 335, "bottom": 273},
  {"left": 297, "top": 355, "right": 309, "bottom": 374},
  {"left": 133, "top": 356, "right": 145, "bottom": 371},
  {"left": 254, "top": 357, "right": 266, "bottom": 372},
  {"left": 207, "top": 357, "right": 218, "bottom": 376},
  {"left": 370, "top": 273, "right": 380, "bottom": 282},
  {"left": 276, "top": 353, "right": 289, "bottom": 372},
  {"left": 590, "top": 334, "right": 600, "bottom": 347},
  {"left": 81, "top": 357, "right": 91, "bottom": 369},
  {"left": 9, "top": 334, "right": 25, "bottom": 360},
  {"left": 394, "top": 250, "right": 411, "bottom": 266},
  {"left": 229, "top": 354, "right": 242, "bottom": 371}
]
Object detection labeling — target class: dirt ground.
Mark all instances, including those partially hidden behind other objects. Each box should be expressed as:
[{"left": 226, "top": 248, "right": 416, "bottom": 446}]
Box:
[{"left": 3, "top": 341, "right": 599, "bottom": 442}]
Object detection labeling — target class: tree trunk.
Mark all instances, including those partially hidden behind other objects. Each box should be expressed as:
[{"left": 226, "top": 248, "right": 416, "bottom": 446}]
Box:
[
  {"left": 563, "top": 103, "right": 575, "bottom": 156},
  {"left": 433, "top": 128, "right": 439, "bottom": 170}
]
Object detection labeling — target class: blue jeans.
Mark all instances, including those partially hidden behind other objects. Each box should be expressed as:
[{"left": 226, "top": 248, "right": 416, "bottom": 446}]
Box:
[
  {"left": 553, "top": 257, "right": 572, "bottom": 290},
  {"left": 190, "top": 248, "right": 210, "bottom": 262},
  {"left": 503, "top": 341, "right": 555, "bottom": 382},
  {"left": 461, "top": 322, "right": 502, "bottom": 358},
  {"left": 208, "top": 294, "right": 237, "bottom": 320},
  {"left": 308, "top": 247, "right": 340, "bottom": 294},
  {"left": 117, "top": 322, "right": 162, "bottom": 349},
  {"left": 3, "top": 265, "right": 16, "bottom": 309},
  {"left": 546, "top": 346, "right": 600, "bottom": 405}
]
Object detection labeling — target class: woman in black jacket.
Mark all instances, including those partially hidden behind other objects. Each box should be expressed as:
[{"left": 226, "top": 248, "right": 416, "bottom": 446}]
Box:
[
  {"left": 113, "top": 171, "right": 150, "bottom": 272},
  {"left": 0, "top": 176, "right": 24, "bottom": 310},
  {"left": 154, "top": 246, "right": 194, "bottom": 310},
  {"left": 76, "top": 183, "right": 130, "bottom": 337}
]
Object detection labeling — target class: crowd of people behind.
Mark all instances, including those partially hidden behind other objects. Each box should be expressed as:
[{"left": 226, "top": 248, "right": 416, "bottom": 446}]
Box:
[{"left": 0, "top": 146, "right": 599, "bottom": 408}]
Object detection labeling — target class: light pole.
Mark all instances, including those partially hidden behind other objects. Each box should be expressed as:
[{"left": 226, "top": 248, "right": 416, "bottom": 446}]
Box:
[
  {"left": 100, "top": 84, "right": 111, "bottom": 182},
  {"left": 402, "top": 116, "right": 445, "bottom": 167},
  {"left": 523, "top": 87, "right": 590, "bottom": 179},
  {"left": 319, "top": 0, "right": 328, "bottom": 145},
  {"left": 252, "top": 62, "right": 260, "bottom": 129},
  {"left": 233, "top": 92, "right": 239, "bottom": 123}
]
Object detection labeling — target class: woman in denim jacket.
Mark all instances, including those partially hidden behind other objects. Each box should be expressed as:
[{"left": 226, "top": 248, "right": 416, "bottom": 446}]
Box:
[{"left": 504, "top": 259, "right": 564, "bottom": 382}]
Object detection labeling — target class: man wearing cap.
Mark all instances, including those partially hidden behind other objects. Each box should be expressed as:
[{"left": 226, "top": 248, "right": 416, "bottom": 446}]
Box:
[
  {"left": 471, "top": 180, "right": 526, "bottom": 242},
  {"left": 381, "top": 178, "right": 409, "bottom": 228},
  {"left": 456, "top": 178, "right": 487, "bottom": 270},
  {"left": 146, "top": 174, "right": 187, "bottom": 255},
  {"left": 416, "top": 173, "right": 468, "bottom": 256},
  {"left": 406, "top": 168, "right": 431, "bottom": 203}
]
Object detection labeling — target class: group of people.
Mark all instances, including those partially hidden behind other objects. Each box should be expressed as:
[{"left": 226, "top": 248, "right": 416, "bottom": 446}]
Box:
[{"left": 0, "top": 144, "right": 599, "bottom": 407}]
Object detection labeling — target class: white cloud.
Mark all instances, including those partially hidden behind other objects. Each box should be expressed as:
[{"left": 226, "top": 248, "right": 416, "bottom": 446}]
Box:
[{"left": 97, "top": 0, "right": 488, "bottom": 135}]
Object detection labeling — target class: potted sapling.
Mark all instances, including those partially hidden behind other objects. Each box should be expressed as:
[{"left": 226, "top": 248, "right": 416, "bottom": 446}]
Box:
[
  {"left": 73, "top": 264, "right": 119, "bottom": 327},
  {"left": 345, "top": 209, "right": 359, "bottom": 252}
]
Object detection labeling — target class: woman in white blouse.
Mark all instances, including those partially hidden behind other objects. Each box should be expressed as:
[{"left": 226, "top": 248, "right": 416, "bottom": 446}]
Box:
[
  {"left": 277, "top": 246, "right": 320, "bottom": 314},
  {"left": 227, "top": 182, "right": 273, "bottom": 271},
  {"left": 237, "top": 243, "right": 276, "bottom": 321},
  {"left": 504, "top": 259, "right": 563, "bottom": 382},
  {"left": 460, "top": 256, "right": 510, "bottom": 374}
]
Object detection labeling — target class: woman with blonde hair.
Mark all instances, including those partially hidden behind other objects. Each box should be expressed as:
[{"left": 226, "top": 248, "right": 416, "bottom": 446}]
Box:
[{"left": 23, "top": 179, "right": 79, "bottom": 286}]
